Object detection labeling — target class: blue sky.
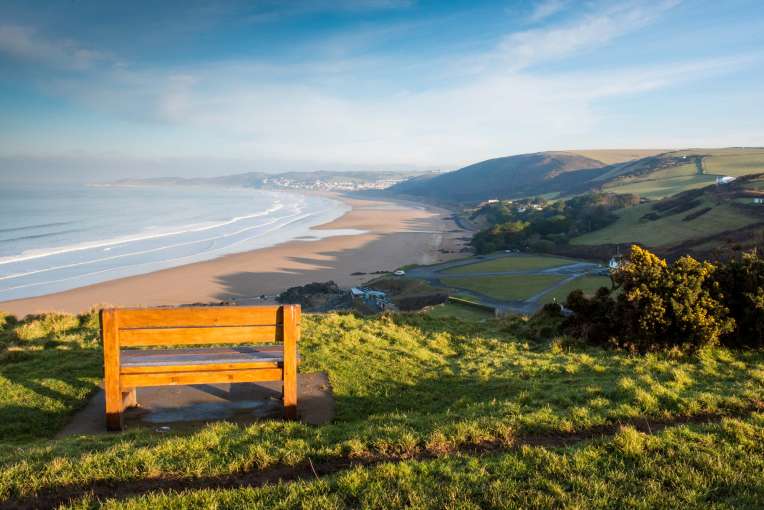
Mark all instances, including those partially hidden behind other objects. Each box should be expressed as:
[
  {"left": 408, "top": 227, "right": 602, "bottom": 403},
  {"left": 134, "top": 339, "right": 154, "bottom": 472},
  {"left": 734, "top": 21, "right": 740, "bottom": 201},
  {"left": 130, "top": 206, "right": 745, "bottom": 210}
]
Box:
[{"left": 0, "top": 0, "right": 762, "bottom": 179}]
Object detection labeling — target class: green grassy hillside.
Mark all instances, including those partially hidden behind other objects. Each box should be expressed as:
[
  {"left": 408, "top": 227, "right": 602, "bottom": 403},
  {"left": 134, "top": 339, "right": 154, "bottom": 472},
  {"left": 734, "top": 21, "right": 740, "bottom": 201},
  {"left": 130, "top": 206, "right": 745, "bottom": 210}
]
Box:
[
  {"left": 572, "top": 198, "right": 758, "bottom": 247},
  {"left": 603, "top": 148, "right": 764, "bottom": 199},
  {"left": 573, "top": 175, "right": 764, "bottom": 249},
  {"left": 0, "top": 310, "right": 762, "bottom": 507}
]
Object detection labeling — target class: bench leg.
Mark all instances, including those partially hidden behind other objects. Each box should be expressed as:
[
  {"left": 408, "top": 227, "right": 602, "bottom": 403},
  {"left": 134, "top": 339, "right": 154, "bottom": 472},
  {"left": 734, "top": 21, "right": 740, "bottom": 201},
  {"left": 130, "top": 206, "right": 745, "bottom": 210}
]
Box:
[
  {"left": 105, "top": 384, "right": 124, "bottom": 431},
  {"left": 283, "top": 372, "right": 297, "bottom": 420},
  {"left": 282, "top": 305, "right": 299, "bottom": 419},
  {"left": 102, "top": 308, "right": 124, "bottom": 431}
]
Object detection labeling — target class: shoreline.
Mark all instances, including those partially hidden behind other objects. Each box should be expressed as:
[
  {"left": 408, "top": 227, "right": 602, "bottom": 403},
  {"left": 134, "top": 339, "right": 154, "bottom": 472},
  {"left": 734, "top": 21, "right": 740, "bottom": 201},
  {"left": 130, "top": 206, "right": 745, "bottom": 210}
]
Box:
[{"left": 0, "top": 192, "right": 468, "bottom": 317}]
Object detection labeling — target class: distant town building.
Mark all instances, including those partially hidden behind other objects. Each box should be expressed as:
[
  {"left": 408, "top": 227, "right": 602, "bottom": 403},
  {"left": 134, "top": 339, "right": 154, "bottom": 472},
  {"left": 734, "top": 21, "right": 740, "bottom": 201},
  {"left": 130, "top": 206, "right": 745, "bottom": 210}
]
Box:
[
  {"left": 351, "top": 287, "right": 390, "bottom": 311},
  {"left": 754, "top": 197, "right": 764, "bottom": 205}
]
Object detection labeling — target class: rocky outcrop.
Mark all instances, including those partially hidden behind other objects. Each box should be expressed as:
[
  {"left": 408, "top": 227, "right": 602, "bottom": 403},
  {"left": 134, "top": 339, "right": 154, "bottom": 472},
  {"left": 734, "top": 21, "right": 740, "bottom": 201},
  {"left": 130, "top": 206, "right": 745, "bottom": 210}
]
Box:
[{"left": 277, "top": 281, "right": 351, "bottom": 312}]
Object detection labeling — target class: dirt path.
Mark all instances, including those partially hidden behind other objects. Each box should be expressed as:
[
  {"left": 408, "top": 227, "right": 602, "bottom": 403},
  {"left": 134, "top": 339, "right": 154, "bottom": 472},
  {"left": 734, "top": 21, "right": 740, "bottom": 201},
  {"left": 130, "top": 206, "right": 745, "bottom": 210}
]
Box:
[
  {"left": 695, "top": 155, "right": 706, "bottom": 175},
  {"left": 9, "top": 402, "right": 762, "bottom": 509}
]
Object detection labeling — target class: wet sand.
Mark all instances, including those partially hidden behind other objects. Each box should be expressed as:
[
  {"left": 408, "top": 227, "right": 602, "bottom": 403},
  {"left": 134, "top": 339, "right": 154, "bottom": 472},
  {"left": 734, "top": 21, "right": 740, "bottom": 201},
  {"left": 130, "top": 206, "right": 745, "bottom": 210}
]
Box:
[{"left": 0, "top": 193, "right": 467, "bottom": 317}]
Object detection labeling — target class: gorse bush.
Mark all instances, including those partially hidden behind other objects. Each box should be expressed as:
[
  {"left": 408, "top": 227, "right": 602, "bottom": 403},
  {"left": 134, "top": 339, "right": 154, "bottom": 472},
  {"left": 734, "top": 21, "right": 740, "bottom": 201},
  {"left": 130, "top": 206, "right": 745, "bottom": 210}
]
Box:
[
  {"left": 714, "top": 249, "right": 764, "bottom": 347},
  {"left": 564, "top": 246, "right": 741, "bottom": 352}
]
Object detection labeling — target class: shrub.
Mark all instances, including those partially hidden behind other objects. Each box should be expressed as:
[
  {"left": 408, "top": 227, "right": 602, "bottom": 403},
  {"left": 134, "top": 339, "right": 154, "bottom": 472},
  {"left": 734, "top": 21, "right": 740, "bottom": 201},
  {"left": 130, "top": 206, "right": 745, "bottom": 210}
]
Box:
[
  {"left": 713, "top": 249, "right": 764, "bottom": 347},
  {"left": 562, "top": 287, "right": 617, "bottom": 346},
  {"left": 14, "top": 313, "right": 81, "bottom": 341},
  {"left": 564, "top": 246, "right": 733, "bottom": 352},
  {"left": 395, "top": 293, "right": 448, "bottom": 311}
]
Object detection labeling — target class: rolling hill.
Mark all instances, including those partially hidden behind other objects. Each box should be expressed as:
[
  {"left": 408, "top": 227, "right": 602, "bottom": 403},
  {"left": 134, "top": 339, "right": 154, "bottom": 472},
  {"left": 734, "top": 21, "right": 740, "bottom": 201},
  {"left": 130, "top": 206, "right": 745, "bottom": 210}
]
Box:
[
  {"left": 389, "top": 147, "right": 764, "bottom": 204},
  {"left": 389, "top": 152, "right": 608, "bottom": 202}
]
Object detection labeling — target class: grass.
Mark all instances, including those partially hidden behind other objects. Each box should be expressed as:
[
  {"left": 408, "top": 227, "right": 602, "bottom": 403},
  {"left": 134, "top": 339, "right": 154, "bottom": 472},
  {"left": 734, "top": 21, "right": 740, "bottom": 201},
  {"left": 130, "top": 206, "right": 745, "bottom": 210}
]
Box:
[
  {"left": 73, "top": 413, "right": 764, "bottom": 509},
  {"left": 541, "top": 275, "right": 612, "bottom": 304},
  {"left": 604, "top": 174, "right": 717, "bottom": 200},
  {"left": 440, "top": 275, "right": 565, "bottom": 301},
  {"left": 0, "top": 311, "right": 762, "bottom": 505},
  {"left": 444, "top": 255, "right": 576, "bottom": 274},
  {"left": 702, "top": 149, "right": 764, "bottom": 177},
  {"left": 567, "top": 149, "right": 666, "bottom": 165},
  {"left": 0, "top": 311, "right": 102, "bottom": 442},
  {"left": 600, "top": 149, "right": 764, "bottom": 199},
  {"left": 572, "top": 199, "right": 758, "bottom": 247}
]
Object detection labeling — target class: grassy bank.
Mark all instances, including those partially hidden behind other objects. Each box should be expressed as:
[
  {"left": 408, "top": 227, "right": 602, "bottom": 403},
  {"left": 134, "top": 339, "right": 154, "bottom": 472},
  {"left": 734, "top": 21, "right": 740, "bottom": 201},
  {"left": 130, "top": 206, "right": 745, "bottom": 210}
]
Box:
[
  {"left": 0, "top": 311, "right": 762, "bottom": 506},
  {"left": 72, "top": 413, "right": 764, "bottom": 509},
  {"left": 572, "top": 199, "right": 757, "bottom": 247}
]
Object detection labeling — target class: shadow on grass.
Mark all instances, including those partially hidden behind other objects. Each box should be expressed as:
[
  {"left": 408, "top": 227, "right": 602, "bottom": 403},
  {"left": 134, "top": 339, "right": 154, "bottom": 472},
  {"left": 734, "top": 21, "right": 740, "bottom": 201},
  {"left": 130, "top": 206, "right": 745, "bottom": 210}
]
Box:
[{"left": 0, "top": 345, "right": 102, "bottom": 442}]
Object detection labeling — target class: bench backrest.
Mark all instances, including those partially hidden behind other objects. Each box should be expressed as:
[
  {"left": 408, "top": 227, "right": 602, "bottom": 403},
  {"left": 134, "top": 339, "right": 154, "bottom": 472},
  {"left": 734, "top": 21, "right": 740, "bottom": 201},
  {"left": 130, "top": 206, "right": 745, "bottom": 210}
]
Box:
[{"left": 100, "top": 304, "right": 301, "bottom": 349}]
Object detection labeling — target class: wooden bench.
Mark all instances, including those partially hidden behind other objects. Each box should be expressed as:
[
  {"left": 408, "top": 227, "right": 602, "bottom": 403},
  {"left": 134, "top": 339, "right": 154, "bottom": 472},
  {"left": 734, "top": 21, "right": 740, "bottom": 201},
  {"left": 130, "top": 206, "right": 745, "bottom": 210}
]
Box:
[{"left": 100, "top": 304, "right": 300, "bottom": 431}]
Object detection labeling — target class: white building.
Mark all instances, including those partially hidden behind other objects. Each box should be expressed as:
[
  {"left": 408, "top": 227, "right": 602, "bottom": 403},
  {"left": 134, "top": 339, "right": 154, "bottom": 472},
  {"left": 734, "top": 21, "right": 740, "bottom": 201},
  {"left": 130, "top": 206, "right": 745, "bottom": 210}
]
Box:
[{"left": 716, "top": 175, "right": 736, "bottom": 185}]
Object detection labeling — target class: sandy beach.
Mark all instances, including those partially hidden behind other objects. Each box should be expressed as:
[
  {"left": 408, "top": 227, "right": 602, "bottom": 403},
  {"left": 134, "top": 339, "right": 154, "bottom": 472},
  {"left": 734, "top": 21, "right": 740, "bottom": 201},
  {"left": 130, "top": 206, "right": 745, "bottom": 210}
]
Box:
[{"left": 0, "top": 193, "right": 467, "bottom": 317}]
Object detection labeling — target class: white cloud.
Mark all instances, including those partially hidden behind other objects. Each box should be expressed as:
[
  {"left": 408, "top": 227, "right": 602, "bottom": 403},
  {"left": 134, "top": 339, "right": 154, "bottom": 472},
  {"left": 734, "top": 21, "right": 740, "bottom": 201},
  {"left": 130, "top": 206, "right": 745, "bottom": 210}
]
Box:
[
  {"left": 44, "top": 51, "right": 745, "bottom": 169},
  {"left": 499, "top": 1, "right": 681, "bottom": 70},
  {"left": 4, "top": 0, "right": 755, "bottom": 173},
  {"left": 528, "top": 0, "right": 568, "bottom": 23},
  {"left": 0, "top": 24, "right": 105, "bottom": 70}
]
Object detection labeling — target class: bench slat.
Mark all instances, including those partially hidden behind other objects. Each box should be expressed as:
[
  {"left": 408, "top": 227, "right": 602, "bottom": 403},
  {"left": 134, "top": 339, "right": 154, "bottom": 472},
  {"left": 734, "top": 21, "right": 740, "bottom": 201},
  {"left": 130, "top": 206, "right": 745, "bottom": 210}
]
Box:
[
  {"left": 121, "top": 368, "right": 285, "bottom": 388},
  {"left": 119, "top": 325, "right": 281, "bottom": 347},
  {"left": 121, "top": 361, "right": 281, "bottom": 374},
  {"left": 119, "top": 346, "right": 299, "bottom": 374},
  {"left": 117, "top": 306, "right": 286, "bottom": 329}
]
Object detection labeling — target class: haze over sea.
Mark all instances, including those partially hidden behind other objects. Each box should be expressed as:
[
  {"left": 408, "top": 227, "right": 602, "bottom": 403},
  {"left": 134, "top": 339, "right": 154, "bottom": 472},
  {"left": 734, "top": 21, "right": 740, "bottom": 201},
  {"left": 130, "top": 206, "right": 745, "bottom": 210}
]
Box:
[{"left": 0, "top": 184, "right": 353, "bottom": 301}]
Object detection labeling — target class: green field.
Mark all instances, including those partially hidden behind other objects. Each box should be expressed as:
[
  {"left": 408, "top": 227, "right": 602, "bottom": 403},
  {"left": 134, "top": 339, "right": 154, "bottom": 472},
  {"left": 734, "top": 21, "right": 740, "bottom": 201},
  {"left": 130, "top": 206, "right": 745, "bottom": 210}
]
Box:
[
  {"left": 444, "top": 255, "right": 576, "bottom": 274},
  {"left": 572, "top": 199, "right": 759, "bottom": 247},
  {"left": 600, "top": 149, "right": 764, "bottom": 199},
  {"left": 696, "top": 148, "right": 764, "bottom": 177},
  {"left": 441, "top": 274, "right": 565, "bottom": 300},
  {"left": 604, "top": 174, "right": 717, "bottom": 200},
  {"left": 0, "top": 311, "right": 762, "bottom": 507},
  {"left": 542, "top": 275, "right": 612, "bottom": 304}
]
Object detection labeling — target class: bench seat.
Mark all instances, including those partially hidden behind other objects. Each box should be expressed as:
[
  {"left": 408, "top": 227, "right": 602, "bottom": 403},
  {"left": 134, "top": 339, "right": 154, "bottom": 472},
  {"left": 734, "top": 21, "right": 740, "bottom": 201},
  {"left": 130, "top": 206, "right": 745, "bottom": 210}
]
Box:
[{"left": 120, "top": 346, "right": 301, "bottom": 372}]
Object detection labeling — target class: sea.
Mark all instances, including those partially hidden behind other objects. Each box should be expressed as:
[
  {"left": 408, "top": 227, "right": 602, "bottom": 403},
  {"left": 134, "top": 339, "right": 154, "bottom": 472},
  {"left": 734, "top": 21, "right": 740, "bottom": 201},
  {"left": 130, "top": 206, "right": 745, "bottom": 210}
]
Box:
[{"left": 0, "top": 183, "right": 356, "bottom": 302}]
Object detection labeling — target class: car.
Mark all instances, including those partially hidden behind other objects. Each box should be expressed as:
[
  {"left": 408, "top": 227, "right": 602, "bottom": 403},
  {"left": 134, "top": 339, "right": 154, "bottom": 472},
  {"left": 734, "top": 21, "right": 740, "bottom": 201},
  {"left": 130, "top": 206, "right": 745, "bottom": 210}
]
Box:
[{"left": 393, "top": 270, "right": 406, "bottom": 276}]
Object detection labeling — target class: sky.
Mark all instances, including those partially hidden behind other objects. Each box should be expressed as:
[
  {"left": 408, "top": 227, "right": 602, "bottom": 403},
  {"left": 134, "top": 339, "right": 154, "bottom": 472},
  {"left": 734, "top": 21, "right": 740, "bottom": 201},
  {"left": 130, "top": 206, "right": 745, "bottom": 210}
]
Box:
[{"left": 0, "top": 0, "right": 762, "bottom": 181}]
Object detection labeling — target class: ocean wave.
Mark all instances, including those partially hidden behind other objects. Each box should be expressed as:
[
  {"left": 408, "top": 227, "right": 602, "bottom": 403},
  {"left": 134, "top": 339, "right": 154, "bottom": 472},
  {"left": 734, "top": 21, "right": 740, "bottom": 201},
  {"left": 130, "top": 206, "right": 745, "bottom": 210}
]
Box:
[
  {"left": 0, "top": 208, "right": 331, "bottom": 294},
  {"left": 0, "top": 208, "right": 307, "bottom": 283},
  {"left": 0, "top": 190, "right": 350, "bottom": 301},
  {"left": 0, "top": 228, "right": 84, "bottom": 244},
  {"left": 0, "top": 222, "right": 73, "bottom": 234},
  {"left": 0, "top": 203, "right": 285, "bottom": 266}
]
